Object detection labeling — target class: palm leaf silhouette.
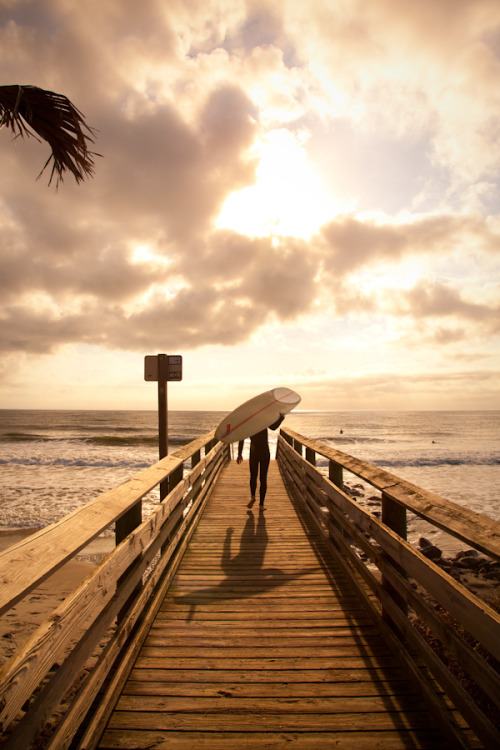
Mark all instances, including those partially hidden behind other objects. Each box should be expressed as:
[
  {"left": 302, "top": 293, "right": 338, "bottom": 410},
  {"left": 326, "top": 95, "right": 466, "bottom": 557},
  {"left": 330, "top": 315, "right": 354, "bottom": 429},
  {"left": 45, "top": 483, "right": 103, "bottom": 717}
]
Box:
[{"left": 0, "top": 84, "right": 99, "bottom": 186}]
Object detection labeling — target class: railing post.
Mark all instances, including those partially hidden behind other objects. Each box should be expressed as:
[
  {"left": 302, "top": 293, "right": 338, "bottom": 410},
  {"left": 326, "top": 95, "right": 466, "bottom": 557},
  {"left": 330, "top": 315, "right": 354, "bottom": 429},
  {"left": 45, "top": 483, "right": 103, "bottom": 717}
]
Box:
[
  {"left": 327, "top": 460, "right": 345, "bottom": 541},
  {"left": 294, "top": 439, "right": 303, "bottom": 457},
  {"left": 329, "top": 460, "right": 343, "bottom": 489},
  {"left": 305, "top": 446, "right": 316, "bottom": 466},
  {"left": 161, "top": 464, "right": 183, "bottom": 554},
  {"left": 115, "top": 502, "right": 142, "bottom": 546},
  {"left": 169, "top": 464, "right": 183, "bottom": 492},
  {"left": 115, "top": 500, "right": 142, "bottom": 622},
  {"left": 158, "top": 354, "right": 169, "bottom": 501},
  {"left": 381, "top": 492, "right": 408, "bottom": 623}
]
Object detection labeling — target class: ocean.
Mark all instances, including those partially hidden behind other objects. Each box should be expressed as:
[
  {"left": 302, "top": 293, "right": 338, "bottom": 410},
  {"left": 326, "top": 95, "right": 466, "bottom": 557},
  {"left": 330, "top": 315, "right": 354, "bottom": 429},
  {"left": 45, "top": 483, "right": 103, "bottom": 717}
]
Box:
[{"left": 0, "top": 409, "right": 499, "bottom": 553}]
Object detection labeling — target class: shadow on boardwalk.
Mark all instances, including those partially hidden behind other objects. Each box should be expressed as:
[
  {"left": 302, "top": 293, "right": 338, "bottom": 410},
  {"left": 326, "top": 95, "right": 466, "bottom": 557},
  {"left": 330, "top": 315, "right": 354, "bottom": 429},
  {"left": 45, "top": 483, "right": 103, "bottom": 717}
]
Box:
[{"left": 174, "top": 510, "right": 320, "bottom": 621}]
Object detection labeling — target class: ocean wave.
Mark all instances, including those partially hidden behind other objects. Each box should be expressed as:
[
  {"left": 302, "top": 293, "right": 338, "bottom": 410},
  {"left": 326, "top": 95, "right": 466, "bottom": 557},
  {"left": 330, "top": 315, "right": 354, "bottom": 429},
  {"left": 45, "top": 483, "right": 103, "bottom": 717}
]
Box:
[
  {"left": 1, "top": 432, "right": 192, "bottom": 447},
  {"left": 376, "top": 457, "right": 500, "bottom": 468},
  {"left": 0, "top": 457, "right": 152, "bottom": 469},
  {"left": 319, "top": 435, "right": 389, "bottom": 444}
]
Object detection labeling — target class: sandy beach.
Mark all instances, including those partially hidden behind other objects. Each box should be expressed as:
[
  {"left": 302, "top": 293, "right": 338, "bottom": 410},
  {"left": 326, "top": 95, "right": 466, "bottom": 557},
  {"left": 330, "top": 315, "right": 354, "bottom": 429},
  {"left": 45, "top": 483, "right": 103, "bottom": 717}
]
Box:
[{"left": 0, "top": 528, "right": 113, "bottom": 666}]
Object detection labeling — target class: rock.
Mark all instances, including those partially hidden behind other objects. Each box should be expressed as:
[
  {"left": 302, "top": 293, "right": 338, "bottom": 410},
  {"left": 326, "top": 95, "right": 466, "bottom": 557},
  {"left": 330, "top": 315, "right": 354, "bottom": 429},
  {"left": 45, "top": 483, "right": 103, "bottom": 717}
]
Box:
[
  {"left": 346, "top": 485, "right": 364, "bottom": 498},
  {"left": 421, "top": 545, "right": 442, "bottom": 561},
  {"left": 455, "top": 556, "right": 486, "bottom": 570},
  {"left": 418, "top": 537, "right": 434, "bottom": 549},
  {"left": 418, "top": 538, "right": 443, "bottom": 561},
  {"left": 453, "top": 549, "right": 479, "bottom": 561},
  {"left": 484, "top": 568, "right": 500, "bottom": 581},
  {"left": 437, "top": 559, "right": 452, "bottom": 570}
]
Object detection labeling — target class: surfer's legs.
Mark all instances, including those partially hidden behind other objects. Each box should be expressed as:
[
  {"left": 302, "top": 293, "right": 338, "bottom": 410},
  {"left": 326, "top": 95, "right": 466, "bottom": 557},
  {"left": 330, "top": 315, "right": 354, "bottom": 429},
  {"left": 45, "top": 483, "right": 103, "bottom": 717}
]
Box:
[
  {"left": 259, "top": 453, "right": 270, "bottom": 505},
  {"left": 249, "top": 448, "right": 271, "bottom": 506},
  {"left": 249, "top": 451, "right": 259, "bottom": 500}
]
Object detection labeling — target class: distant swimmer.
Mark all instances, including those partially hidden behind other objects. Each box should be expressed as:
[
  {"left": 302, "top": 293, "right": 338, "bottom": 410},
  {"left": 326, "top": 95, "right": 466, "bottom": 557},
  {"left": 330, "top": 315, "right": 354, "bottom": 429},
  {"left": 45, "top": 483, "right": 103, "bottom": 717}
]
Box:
[{"left": 340, "top": 429, "right": 343, "bottom": 434}]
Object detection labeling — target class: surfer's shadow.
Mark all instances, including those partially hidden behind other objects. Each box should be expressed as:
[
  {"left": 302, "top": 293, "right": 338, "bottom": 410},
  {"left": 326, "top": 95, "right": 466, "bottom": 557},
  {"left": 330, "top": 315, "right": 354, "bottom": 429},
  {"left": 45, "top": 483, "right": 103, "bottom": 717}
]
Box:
[{"left": 174, "top": 510, "right": 320, "bottom": 620}]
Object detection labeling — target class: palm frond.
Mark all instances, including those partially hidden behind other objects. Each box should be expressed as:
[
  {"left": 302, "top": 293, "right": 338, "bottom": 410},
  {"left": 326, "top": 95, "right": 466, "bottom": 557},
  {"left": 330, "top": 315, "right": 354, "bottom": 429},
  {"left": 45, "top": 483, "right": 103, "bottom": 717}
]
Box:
[{"left": 0, "top": 84, "right": 99, "bottom": 186}]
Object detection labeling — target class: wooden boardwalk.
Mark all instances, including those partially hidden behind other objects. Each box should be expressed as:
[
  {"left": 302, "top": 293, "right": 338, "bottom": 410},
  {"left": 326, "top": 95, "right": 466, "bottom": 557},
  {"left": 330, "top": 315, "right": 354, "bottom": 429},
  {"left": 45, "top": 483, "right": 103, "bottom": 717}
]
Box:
[{"left": 98, "top": 460, "right": 454, "bottom": 749}]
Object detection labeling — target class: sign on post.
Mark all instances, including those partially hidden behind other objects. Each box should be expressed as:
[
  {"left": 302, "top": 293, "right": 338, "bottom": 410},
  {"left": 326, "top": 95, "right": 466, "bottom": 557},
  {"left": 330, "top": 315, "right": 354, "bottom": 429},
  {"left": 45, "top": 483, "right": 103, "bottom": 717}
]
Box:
[
  {"left": 144, "top": 354, "right": 182, "bottom": 381},
  {"left": 145, "top": 354, "right": 183, "bottom": 501}
]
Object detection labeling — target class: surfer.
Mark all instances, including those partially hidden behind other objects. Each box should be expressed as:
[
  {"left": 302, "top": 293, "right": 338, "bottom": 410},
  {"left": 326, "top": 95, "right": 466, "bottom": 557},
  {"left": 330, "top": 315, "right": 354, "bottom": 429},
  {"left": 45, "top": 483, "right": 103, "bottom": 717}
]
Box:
[{"left": 237, "top": 414, "right": 285, "bottom": 510}]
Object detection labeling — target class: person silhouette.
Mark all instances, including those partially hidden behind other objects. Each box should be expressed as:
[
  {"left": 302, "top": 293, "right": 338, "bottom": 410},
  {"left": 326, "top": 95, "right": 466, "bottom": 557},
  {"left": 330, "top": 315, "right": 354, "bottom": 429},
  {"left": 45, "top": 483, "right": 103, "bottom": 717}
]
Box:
[{"left": 236, "top": 414, "right": 284, "bottom": 510}]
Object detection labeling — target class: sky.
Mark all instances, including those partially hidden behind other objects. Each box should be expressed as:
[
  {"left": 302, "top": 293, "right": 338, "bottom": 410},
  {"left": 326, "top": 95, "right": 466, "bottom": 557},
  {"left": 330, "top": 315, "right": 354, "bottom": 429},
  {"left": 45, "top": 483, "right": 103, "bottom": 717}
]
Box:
[{"left": 1, "top": 0, "right": 500, "bottom": 412}]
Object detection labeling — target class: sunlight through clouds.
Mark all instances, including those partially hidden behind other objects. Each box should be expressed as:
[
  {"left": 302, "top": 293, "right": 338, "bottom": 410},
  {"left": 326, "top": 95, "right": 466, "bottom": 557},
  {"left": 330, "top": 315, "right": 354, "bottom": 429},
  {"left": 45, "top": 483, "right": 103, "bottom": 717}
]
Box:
[
  {"left": 216, "top": 129, "right": 345, "bottom": 238},
  {"left": 0, "top": 0, "right": 499, "bottom": 409}
]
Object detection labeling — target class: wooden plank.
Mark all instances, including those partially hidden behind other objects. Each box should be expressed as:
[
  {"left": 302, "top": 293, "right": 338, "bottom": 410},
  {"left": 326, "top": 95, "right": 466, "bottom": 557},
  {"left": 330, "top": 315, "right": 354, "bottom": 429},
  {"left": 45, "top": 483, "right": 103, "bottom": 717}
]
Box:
[
  {"left": 114, "top": 693, "right": 435, "bottom": 714},
  {"left": 138, "top": 643, "right": 391, "bottom": 657},
  {"left": 144, "top": 631, "right": 383, "bottom": 644},
  {"left": 122, "top": 679, "right": 422, "bottom": 697},
  {"left": 127, "top": 667, "right": 430, "bottom": 684},
  {"left": 98, "top": 729, "right": 452, "bottom": 749},
  {"left": 104, "top": 710, "right": 446, "bottom": 732},
  {"left": 132, "top": 655, "right": 410, "bottom": 670}
]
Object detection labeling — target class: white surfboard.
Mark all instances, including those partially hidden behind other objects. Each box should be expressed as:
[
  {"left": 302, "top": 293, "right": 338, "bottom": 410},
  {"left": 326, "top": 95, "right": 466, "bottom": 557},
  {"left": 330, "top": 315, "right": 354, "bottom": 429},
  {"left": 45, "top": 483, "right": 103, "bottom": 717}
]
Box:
[{"left": 215, "top": 387, "right": 301, "bottom": 444}]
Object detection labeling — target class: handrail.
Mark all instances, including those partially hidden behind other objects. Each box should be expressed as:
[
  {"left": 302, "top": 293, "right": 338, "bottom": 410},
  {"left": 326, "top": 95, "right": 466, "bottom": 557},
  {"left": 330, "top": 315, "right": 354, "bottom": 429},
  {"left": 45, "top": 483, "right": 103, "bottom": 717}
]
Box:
[
  {"left": 0, "top": 432, "right": 217, "bottom": 616},
  {"left": 280, "top": 427, "right": 500, "bottom": 560},
  {"left": 0, "top": 431, "right": 229, "bottom": 749},
  {"left": 277, "top": 428, "right": 500, "bottom": 750}
]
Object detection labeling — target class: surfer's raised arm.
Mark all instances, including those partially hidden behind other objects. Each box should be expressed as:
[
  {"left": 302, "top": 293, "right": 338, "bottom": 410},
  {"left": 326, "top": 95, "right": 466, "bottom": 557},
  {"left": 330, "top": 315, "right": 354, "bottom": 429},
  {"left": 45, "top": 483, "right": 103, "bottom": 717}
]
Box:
[
  {"left": 237, "top": 440, "right": 244, "bottom": 464},
  {"left": 269, "top": 413, "right": 285, "bottom": 431}
]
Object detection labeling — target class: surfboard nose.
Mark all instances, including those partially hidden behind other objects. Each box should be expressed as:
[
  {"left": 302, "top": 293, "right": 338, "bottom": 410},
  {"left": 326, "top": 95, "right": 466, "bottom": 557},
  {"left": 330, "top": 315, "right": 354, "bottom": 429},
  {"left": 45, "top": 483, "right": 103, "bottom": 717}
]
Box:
[{"left": 274, "top": 387, "right": 301, "bottom": 405}]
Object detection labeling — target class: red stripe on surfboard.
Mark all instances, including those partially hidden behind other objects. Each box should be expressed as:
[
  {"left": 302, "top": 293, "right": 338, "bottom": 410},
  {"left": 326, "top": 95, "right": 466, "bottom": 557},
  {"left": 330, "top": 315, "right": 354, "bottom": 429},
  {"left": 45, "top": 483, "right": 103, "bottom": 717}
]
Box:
[{"left": 223, "top": 389, "right": 295, "bottom": 441}]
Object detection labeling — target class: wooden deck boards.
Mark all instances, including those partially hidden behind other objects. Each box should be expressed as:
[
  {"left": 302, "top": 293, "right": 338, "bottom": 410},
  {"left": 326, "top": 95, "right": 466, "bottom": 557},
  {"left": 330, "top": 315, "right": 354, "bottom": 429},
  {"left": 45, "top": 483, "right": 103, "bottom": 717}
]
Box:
[{"left": 98, "top": 460, "right": 451, "bottom": 749}]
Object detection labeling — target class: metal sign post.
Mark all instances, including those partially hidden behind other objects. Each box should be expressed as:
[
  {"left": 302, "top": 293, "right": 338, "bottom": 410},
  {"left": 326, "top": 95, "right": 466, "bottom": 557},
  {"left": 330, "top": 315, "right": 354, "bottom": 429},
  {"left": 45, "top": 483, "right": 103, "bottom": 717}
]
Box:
[{"left": 145, "top": 354, "right": 183, "bottom": 500}]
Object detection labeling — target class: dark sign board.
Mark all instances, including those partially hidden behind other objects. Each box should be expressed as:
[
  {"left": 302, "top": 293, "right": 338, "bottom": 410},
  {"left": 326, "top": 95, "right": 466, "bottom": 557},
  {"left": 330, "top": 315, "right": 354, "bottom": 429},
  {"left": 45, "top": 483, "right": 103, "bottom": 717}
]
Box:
[{"left": 144, "top": 354, "right": 182, "bottom": 381}]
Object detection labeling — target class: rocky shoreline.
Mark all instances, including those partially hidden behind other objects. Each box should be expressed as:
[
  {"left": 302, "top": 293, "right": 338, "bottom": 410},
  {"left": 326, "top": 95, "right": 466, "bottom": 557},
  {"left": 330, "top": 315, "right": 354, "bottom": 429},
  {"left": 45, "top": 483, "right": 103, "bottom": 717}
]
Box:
[
  {"left": 343, "top": 481, "right": 500, "bottom": 612},
  {"left": 417, "top": 537, "right": 500, "bottom": 611}
]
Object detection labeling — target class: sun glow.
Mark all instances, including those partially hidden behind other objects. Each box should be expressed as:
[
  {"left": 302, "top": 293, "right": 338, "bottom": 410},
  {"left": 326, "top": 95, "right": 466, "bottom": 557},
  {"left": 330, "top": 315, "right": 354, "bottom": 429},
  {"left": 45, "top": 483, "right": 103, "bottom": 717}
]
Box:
[{"left": 216, "top": 129, "right": 343, "bottom": 239}]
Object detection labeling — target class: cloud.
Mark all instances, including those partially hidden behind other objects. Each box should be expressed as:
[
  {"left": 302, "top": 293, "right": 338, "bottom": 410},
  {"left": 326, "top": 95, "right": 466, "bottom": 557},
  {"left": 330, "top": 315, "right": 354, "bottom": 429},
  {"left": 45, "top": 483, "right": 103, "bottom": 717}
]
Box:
[
  {"left": 289, "top": 366, "right": 500, "bottom": 410},
  {"left": 0, "top": 0, "right": 499, "bottom": 410},
  {"left": 285, "top": 0, "right": 500, "bottom": 193},
  {"left": 1, "top": 207, "right": 498, "bottom": 356},
  {"left": 318, "top": 212, "right": 500, "bottom": 278},
  {"left": 399, "top": 279, "right": 498, "bottom": 323}
]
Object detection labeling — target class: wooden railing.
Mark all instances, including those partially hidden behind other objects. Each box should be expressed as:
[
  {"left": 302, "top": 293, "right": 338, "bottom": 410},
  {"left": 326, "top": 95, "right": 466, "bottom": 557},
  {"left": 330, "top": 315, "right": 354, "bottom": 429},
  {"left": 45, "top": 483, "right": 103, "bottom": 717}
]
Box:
[
  {"left": 0, "top": 431, "right": 229, "bottom": 750},
  {"left": 277, "top": 427, "right": 500, "bottom": 750}
]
